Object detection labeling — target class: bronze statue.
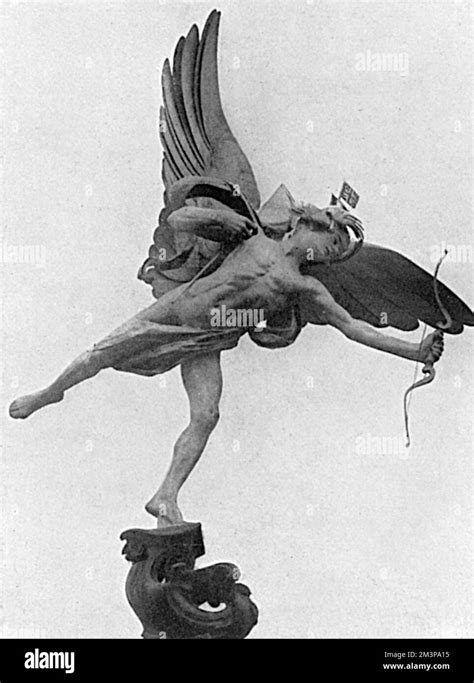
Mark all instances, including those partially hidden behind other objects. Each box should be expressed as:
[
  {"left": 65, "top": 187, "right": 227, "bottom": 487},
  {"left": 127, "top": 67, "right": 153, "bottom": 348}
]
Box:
[{"left": 9, "top": 10, "right": 473, "bottom": 532}]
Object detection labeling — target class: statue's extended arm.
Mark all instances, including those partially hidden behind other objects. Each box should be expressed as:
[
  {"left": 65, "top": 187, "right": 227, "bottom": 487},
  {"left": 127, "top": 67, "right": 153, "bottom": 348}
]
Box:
[
  {"left": 300, "top": 277, "right": 443, "bottom": 364},
  {"left": 168, "top": 206, "right": 256, "bottom": 243}
]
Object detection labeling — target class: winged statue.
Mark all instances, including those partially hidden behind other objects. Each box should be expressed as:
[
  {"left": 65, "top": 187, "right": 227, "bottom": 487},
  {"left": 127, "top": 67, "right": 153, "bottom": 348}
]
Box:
[{"left": 9, "top": 10, "right": 473, "bottom": 527}]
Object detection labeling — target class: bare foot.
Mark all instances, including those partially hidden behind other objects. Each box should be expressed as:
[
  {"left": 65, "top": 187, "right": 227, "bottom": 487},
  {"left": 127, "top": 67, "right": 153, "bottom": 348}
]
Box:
[
  {"left": 9, "top": 389, "right": 63, "bottom": 420},
  {"left": 145, "top": 495, "right": 185, "bottom": 528}
]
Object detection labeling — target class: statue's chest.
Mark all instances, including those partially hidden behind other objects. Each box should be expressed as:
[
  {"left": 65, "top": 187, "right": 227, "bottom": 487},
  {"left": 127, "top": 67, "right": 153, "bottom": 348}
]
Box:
[{"left": 225, "top": 259, "right": 289, "bottom": 298}]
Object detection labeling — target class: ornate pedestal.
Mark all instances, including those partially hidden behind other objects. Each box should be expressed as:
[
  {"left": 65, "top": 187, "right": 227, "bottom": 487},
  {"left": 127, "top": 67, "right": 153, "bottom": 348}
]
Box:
[{"left": 121, "top": 523, "right": 258, "bottom": 639}]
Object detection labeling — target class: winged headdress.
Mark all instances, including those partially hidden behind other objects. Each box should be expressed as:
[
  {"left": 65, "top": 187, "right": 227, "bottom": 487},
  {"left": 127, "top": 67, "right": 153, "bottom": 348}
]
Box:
[{"left": 138, "top": 10, "right": 474, "bottom": 345}]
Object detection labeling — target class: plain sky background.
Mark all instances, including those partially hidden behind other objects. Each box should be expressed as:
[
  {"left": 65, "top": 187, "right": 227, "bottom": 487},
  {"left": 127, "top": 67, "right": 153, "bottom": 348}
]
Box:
[{"left": 1, "top": 0, "right": 472, "bottom": 638}]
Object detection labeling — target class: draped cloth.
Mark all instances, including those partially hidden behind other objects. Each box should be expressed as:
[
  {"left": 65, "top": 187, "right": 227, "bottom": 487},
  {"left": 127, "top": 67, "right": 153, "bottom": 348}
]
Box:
[{"left": 92, "top": 318, "right": 244, "bottom": 377}]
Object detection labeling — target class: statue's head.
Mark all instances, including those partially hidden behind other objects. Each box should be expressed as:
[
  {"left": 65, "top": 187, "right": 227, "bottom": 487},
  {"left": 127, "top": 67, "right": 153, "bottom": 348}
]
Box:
[{"left": 282, "top": 203, "right": 364, "bottom": 264}]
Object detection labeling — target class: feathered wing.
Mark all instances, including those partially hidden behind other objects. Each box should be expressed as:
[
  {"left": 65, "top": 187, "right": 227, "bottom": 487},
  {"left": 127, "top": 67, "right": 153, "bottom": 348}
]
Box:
[
  {"left": 299, "top": 243, "right": 474, "bottom": 335},
  {"left": 139, "top": 10, "right": 261, "bottom": 298}
]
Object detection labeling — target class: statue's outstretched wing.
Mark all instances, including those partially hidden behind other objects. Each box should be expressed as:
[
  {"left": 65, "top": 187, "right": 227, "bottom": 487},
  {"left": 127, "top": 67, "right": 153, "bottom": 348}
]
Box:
[
  {"left": 139, "top": 10, "right": 260, "bottom": 298},
  {"left": 299, "top": 243, "right": 474, "bottom": 334}
]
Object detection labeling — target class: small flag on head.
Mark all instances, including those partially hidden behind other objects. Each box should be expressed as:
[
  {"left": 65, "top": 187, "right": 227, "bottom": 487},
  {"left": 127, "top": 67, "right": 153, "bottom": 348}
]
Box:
[{"left": 339, "top": 181, "right": 359, "bottom": 209}]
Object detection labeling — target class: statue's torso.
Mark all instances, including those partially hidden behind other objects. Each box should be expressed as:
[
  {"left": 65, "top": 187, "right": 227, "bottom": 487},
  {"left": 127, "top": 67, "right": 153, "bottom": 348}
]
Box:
[{"left": 157, "top": 233, "right": 298, "bottom": 329}]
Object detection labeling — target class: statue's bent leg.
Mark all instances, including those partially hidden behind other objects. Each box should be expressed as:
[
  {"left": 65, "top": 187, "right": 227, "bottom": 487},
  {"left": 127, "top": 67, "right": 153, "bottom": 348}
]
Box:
[
  {"left": 8, "top": 347, "right": 110, "bottom": 420},
  {"left": 145, "top": 351, "right": 222, "bottom": 527}
]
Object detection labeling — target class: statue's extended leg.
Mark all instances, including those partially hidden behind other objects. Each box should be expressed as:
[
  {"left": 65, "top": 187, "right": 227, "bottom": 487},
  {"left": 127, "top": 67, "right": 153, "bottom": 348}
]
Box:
[
  {"left": 145, "top": 351, "right": 222, "bottom": 527},
  {"left": 8, "top": 297, "right": 173, "bottom": 420},
  {"left": 8, "top": 349, "right": 107, "bottom": 419}
]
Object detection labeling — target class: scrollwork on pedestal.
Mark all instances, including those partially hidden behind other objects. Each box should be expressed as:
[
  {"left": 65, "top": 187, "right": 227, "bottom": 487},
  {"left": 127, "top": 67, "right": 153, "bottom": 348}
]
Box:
[{"left": 121, "top": 523, "right": 258, "bottom": 639}]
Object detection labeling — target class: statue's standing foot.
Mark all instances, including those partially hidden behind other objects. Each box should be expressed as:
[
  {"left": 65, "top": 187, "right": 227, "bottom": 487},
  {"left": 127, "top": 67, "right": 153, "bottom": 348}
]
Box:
[
  {"left": 9, "top": 389, "right": 64, "bottom": 420},
  {"left": 145, "top": 494, "right": 184, "bottom": 528}
]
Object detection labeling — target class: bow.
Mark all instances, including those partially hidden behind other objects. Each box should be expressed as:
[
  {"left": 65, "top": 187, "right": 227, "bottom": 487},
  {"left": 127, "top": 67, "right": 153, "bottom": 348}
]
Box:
[{"left": 403, "top": 249, "right": 451, "bottom": 447}]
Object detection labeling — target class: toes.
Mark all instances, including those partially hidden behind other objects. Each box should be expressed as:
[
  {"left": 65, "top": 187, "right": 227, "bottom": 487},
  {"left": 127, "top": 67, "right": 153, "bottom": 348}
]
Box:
[
  {"left": 9, "top": 402, "right": 26, "bottom": 419},
  {"left": 9, "top": 400, "right": 20, "bottom": 415}
]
